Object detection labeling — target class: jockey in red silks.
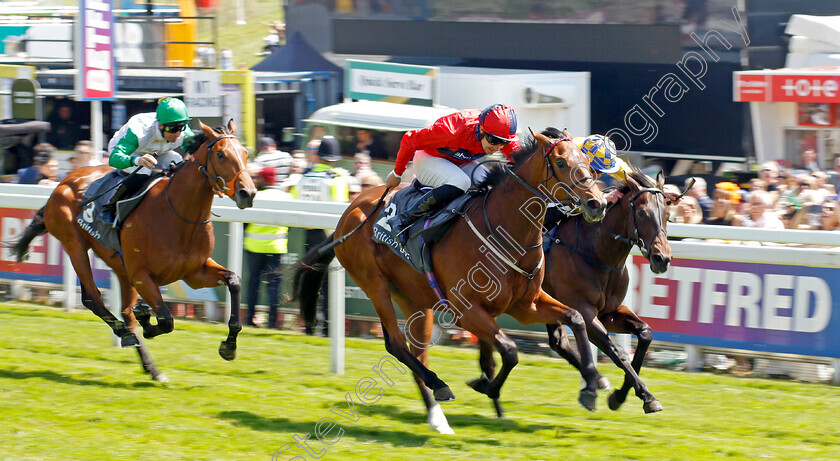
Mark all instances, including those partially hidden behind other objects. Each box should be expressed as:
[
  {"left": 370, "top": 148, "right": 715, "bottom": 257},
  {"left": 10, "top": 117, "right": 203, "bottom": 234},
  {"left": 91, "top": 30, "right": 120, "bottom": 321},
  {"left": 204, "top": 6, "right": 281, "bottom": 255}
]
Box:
[{"left": 385, "top": 104, "right": 520, "bottom": 244}]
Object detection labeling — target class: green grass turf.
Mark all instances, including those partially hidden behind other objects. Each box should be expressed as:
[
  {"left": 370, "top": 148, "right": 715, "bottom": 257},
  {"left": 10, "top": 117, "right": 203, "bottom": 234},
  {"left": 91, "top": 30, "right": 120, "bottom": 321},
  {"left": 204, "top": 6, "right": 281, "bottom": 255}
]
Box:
[
  {"left": 195, "top": 0, "right": 286, "bottom": 70},
  {"left": 0, "top": 302, "right": 837, "bottom": 460}
]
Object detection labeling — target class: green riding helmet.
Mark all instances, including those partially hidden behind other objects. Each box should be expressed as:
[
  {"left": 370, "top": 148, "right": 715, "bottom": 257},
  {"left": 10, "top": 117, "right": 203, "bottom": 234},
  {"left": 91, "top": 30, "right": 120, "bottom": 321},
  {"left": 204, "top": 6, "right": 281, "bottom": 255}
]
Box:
[{"left": 156, "top": 97, "right": 192, "bottom": 125}]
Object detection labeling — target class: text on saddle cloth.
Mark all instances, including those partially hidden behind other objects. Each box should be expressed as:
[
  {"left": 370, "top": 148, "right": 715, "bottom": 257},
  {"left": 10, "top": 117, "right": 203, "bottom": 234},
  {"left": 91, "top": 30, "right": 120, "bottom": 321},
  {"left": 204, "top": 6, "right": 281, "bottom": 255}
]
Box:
[{"left": 372, "top": 180, "right": 475, "bottom": 274}]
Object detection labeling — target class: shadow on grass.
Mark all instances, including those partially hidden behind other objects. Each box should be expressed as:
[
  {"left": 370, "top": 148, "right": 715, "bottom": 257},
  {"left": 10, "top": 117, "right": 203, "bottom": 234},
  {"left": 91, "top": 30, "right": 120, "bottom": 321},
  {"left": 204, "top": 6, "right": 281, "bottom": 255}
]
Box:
[
  {"left": 0, "top": 368, "right": 158, "bottom": 389},
  {"left": 361, "top": 403, "right": 551, "bottom": 435},
  {"left": 218, "top": 410, "right": 431, "bottom": 446}
]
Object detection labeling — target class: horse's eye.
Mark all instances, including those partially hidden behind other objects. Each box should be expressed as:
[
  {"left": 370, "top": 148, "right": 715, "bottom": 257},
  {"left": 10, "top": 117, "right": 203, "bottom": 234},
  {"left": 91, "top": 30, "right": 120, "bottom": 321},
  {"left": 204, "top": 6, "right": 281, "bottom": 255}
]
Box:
[
  {"left": 555, "top": 158, "right": 567, "bottom": 169},
  {"left": 217, "top": 150, "right": 225, "bottom": 160},
  {"left": 637, "top": 208, "right": 645, "bottom": 217},
  {"left": 666, "top": 200, "right": 672, "bottom": 206}
]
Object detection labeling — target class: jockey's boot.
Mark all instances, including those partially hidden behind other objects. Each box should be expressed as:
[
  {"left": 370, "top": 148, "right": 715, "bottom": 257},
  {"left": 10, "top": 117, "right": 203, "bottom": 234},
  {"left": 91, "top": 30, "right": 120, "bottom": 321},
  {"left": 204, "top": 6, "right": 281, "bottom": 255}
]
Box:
[
  {"left": 101, "top": 183, "right": 129, "bottom": 218},
  {"left": 388, "top": 184, "right": 462, "bottom": 246},
  {"left": 101, "top": 174, "right": 147, "bottom": 220}
]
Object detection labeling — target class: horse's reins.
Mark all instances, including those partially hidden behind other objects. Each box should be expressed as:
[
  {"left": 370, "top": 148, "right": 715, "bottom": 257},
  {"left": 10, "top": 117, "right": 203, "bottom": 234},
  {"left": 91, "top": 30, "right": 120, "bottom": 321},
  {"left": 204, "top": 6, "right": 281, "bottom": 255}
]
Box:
[
  {"left": 316, "top": 186, "right": 391, "bottom": 256},
  {"left": 456, "top": 136, "right": 593, "bottom": 281}
]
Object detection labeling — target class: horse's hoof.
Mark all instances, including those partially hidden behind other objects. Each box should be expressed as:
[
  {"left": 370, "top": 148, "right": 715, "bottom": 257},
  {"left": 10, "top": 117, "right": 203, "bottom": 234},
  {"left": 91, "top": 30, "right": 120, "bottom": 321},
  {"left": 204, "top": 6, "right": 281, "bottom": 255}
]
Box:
[
  {"left": 433, "top": 386, "right": 456, "bottom": 402},
  {"left": 120, "top": 333, "right": 140, "bottom": 348},
  {"left": 219, "top": 341, "right": 237, "bottom": 361},
  {"left": 643, "top": 399, "right": 664, "bottom": 414},
  {"left": 608, "top": 391, "right": 624, "bottom": 411},
  {"left": 153, "top": 373, "right": 169, "bottom": 383},
  {"left": 598, "top": 376, "right": 613, "bottom": 391},
  {"left": 578, "top": 390, "right": 597, "bottom": 412},
  {"left": 467, "top": 375, "right": 491, "bottom": 395}
]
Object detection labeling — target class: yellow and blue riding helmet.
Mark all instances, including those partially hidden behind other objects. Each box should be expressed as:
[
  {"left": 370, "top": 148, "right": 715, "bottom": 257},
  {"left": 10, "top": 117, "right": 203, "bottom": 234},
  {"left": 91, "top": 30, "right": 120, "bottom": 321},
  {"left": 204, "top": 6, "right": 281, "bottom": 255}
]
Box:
[{"left": 574, "top": 134, "right": 620, "bottom": 174}]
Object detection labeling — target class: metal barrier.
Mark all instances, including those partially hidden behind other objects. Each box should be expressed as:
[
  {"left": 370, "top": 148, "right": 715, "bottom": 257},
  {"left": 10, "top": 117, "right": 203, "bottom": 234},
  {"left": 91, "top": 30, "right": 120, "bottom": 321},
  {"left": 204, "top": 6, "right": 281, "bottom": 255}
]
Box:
[{"left": 1, "top": 183, "right": 838, "bottom": 382}]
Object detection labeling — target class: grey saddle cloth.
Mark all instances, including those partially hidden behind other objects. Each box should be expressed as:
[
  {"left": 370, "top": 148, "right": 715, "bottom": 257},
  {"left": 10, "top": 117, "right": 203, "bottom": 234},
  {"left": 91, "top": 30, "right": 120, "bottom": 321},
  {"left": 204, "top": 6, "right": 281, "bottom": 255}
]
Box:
[
  {"left": 372, "top": 180, "right": 478, "bottom": 273},
  {"left": 77, "top": 170, "right": 164, "bottom": 254}
]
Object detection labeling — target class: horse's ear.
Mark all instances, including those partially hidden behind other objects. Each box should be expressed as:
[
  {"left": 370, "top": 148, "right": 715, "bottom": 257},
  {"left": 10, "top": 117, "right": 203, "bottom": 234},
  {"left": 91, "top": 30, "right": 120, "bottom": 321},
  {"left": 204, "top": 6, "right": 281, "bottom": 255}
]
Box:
[
  {"left": 227, "top": 118, "right": 238, "bottom": 136},
  {"left": 656, "top": 170, "right": 665, "bottom": 189},
  {"left": 562, "top": 127, "right": 572, "bottom": 138},
  {"left": 199, "top": 120, "right": 215, "bottom": 138},
  {"left": 532, "top": 128, "right": 550, "bottom": 148}
]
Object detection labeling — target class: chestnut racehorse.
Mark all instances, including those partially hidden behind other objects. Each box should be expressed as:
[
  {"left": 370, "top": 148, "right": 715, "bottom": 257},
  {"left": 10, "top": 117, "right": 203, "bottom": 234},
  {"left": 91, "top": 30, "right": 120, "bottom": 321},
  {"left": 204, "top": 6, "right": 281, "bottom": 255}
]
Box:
[
  {"left": 9, "top": 120, "right": 256, "bottom": 381},
  {"left": 474, "top": 167, "right": 672, "bottom": 416},
  {"left": 294, "top": 129, "right": 606, "bottom": 434}
]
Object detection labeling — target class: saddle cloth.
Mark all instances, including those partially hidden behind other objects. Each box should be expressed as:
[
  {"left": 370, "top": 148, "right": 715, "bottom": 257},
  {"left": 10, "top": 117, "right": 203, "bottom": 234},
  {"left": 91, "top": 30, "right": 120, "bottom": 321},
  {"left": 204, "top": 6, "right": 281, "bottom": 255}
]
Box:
[
  {"left": 372, "top": 180, "right": 476, "bottom": 273},
  {"left": 77, "top": 170, "right": 164, "bottom": 254}
]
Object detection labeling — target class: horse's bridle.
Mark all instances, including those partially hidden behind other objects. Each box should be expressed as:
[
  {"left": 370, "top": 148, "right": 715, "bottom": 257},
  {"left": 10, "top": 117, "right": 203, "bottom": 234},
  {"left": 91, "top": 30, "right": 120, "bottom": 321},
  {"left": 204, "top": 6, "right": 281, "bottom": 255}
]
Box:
[
  {"left": 499, "top": 137, "right": 591, "bottom": 212},
  {"left": 195, "top": 134, "right": 245, "bottom": 198},
  {"left": 607, "top": 187, "right": 667, "bottom": 259},
  {"left": 165, "top": 133, "right": 244, "bottom": 225}
]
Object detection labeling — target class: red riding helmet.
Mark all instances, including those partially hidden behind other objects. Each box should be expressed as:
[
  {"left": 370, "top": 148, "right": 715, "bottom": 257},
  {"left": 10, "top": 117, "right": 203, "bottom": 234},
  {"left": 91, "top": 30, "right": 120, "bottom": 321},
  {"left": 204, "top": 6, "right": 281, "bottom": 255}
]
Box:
[{"left": 478, "top": 104, "right": 518, "bottom": 142}]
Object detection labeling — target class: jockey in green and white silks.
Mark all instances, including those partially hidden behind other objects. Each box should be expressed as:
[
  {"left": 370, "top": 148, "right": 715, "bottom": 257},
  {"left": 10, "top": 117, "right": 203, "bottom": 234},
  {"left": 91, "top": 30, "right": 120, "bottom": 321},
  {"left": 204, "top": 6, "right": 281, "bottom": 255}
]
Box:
[{"left": 108, "top": 97, "right": 195, "bottom": 176}]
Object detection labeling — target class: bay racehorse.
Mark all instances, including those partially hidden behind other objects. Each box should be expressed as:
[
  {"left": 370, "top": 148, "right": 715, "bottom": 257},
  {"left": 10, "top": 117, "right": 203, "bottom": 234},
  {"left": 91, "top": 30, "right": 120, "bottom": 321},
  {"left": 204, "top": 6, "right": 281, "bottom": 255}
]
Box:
[
  {"left": 294, "top": 129, "right": 606, "bottom": 433},
  {"left": 474, "top": 167, "right": 672, "bottom": 415},
  {"left": 9, "top": 120, "right": 256, "bottom": 381}
]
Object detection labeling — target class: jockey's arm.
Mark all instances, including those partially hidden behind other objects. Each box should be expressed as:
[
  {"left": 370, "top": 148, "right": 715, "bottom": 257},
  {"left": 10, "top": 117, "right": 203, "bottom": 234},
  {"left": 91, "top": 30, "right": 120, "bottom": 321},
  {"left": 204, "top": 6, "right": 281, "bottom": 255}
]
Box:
[{"left": 108, "top": 129, "right": 141, "bottom": 169}]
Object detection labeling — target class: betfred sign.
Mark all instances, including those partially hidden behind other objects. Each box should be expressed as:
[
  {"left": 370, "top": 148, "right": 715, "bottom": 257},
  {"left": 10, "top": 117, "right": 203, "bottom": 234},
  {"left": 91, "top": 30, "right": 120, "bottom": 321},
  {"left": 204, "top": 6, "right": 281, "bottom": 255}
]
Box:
[
  {"left": 627, "top": 255, "right": 840, "bottom": 358},
  {"left": 75, "top": 0, "right": 116, "bottom": 100},
  {"left": 735, "top": 70, "right": 840, "bottom": 103}
]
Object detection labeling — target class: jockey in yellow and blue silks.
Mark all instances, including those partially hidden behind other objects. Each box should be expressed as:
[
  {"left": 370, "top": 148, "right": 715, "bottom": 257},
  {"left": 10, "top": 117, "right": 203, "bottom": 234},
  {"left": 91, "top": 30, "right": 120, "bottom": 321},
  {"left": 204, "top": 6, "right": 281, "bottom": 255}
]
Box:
[{"left": 573, "top": 134, "right": 633, "bottom": 182}]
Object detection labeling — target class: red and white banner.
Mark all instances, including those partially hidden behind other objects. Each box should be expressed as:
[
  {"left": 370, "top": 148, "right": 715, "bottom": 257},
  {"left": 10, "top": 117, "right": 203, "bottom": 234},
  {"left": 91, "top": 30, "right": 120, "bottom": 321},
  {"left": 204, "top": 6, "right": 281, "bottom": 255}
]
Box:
[
  {"left": 734, "top": 68, "right": 840, "bottom": 103},
  {"left": 75, "top": 0, "right": 116, "bottom": 100}
]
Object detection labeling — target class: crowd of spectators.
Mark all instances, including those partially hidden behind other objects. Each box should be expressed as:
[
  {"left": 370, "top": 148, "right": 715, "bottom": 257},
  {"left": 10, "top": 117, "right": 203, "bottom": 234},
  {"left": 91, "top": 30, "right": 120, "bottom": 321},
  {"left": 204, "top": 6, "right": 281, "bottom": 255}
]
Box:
[{"left": 667, "top": 160, "right": 840, "bottom": 233}]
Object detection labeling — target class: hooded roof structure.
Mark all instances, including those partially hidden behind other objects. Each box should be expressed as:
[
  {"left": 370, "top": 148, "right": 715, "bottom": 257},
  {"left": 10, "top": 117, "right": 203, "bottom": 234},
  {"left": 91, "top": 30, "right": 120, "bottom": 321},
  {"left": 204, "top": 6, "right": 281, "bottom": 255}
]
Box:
[{"left": 251, "top": 31, "right": 343, "bottom": 80}]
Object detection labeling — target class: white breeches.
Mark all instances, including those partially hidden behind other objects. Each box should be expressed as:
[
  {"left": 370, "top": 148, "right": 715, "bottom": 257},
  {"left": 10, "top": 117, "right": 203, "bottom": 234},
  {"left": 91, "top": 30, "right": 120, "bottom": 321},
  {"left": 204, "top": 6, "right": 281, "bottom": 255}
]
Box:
[{"left": 413, "top": 151, "right": 488, "bottom": 191}]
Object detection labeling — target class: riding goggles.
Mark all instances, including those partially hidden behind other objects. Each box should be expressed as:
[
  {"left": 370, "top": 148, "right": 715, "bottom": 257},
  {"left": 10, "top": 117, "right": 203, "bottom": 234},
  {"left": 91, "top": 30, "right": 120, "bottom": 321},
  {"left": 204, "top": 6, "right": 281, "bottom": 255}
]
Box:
[
  {"left": 162, "top": 122, "right": 187, "bottom": 133},
  {"left": 485, "top": 133, "right": 510, "bottom": 146}
]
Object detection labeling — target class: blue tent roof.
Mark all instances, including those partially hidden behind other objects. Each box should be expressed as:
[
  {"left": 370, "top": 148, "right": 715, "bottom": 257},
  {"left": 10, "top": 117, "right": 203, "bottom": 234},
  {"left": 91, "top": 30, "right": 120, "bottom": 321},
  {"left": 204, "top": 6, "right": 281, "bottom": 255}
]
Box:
[{"left": 251, "top": 31, "right": 343, "bottom": 78}]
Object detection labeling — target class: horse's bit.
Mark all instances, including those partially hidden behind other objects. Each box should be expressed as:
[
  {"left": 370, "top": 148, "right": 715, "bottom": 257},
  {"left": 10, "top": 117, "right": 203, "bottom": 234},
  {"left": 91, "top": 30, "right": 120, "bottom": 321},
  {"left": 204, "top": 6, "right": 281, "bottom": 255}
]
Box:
[{"left": 195, "top": 134, "right": 244, "bottom": 198}]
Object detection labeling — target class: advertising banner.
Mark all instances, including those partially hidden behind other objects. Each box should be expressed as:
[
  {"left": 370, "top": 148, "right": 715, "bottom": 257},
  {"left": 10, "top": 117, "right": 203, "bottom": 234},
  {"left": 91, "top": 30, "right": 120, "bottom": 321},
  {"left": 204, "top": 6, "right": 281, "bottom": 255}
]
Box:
[
  {"left": 75, "top": 0, "right": 117, "bottom": 100},
  {"left": 627, "top": 255, "right": 840, "bottom": 358},
  {"left": 0, "top": 208, "right": 111, "bottom": 286},
  {"left": 346, "top": 60, "right": 437, "bottom": 107}
]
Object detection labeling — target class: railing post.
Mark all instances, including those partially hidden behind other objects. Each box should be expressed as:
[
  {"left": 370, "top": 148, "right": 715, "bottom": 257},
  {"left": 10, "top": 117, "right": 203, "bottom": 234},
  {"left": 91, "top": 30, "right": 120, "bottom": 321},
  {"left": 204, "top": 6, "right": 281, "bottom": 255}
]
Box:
[
  {"left": 329, "top": 257, "right": 345, "bottom": 375},
  {"left": 832, "top": 358, "right": 840, "bottom": 385},
  {"left": 685, "top": 344, "right": 703, "bottom": 372},
  {"left": 109, "top": 270, "right": 121, "bottom": 347},
  {"left": 62, "top": 250, "right": 76, "bottom": 312},
  {"left": 226, "top": 221, "right": 243, "bottom": 322}
]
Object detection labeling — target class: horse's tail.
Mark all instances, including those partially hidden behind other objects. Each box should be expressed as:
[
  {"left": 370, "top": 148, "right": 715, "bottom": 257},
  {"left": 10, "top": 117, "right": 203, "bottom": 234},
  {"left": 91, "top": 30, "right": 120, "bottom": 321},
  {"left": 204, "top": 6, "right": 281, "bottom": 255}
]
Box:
[
  {"left": 292, "top": 232, "right": 337, "bottom": 328},
  {"left": 6, "top": 206, "right": 48, "bottom": 262}
]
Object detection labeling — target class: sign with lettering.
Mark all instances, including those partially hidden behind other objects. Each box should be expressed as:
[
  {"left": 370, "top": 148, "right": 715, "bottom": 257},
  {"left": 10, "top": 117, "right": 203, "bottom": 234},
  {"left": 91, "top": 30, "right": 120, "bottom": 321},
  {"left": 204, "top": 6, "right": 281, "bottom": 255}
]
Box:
[
  {"left": 75, "top": 0, "right": 117, "bottom": 100},
  {"left": 627, "top": 255, "right": 840, "bottom": 357},
  {"left": 184, "top": 71, "right": 222, "bottom": 117},
  {"left": 346, "top": 60, "right": 437, "bottom": 107},
  {"left": 0, "top": 208, "right": 111, "bottom": 285},
  {"left": 735, "top": 69, "right": 840, "bottom": 103}
]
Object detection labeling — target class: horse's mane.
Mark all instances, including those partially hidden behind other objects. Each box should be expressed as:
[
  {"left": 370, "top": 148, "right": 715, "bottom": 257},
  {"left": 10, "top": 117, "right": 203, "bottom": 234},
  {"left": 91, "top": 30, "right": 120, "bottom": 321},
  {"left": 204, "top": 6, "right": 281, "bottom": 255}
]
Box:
[
  {"left": 183, "top": 125, "right": 233, "bottom": 156},
  {"left": 478, "top": 127, "right": 559, "bottom": 188},
  {"left": 615, "top": 166, "right": 656, "bottom": 196}
]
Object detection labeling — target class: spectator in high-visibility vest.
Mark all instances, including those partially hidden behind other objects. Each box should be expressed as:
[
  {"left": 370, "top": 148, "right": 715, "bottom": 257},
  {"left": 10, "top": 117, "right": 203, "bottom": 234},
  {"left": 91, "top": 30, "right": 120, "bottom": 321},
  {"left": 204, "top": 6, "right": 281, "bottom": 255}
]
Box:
[
  {"left": 290, "top": 135, "right": 349, "bottom": 335},
  {"left": 243, "top": 166, "right": 290, "bottom": 328}
]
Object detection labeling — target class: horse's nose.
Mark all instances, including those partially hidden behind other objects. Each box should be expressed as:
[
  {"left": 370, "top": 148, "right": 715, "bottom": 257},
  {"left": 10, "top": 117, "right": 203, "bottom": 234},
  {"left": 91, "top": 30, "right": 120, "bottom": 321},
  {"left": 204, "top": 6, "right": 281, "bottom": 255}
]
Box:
[
  {"left": 583, "top": 197, "right": 606, "bottom": 222},
  {"left": 236, "top": 188, "right": 255, "bottom": 209},
  {"left": 649, "top": 253, "right": 671, "bottom": 274}
]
